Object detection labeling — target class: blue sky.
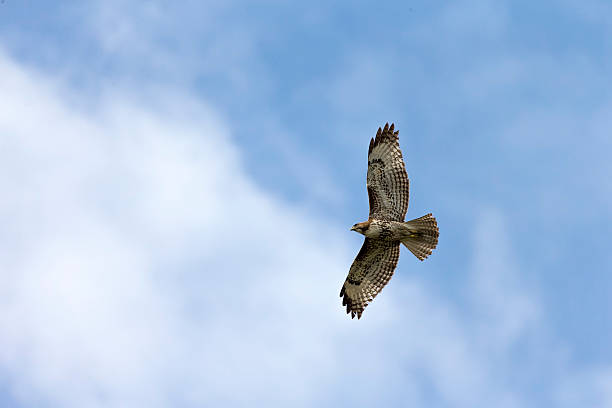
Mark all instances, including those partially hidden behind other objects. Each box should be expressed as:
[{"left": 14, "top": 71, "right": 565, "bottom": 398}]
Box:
[{"left": 1, "top": 0, "right": 611, "bottom": 407}]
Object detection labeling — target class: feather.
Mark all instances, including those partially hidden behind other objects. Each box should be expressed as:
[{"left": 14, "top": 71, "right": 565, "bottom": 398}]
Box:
[{"left": 340, "top": 123, "right": 438, "bottom": 319}]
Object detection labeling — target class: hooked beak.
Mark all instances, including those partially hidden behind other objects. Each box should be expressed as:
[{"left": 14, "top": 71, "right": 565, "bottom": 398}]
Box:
[{"left": 350, "top": 226, "right": 357, "bottom": 231}]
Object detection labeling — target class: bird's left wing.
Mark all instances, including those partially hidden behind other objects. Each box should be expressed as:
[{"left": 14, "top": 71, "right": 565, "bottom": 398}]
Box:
[
  {"left": 340, "top": 238, "right": 400, "bottom": 319},
  {"left": 367, "top": 123, "right": 409, "bottom": 221}
]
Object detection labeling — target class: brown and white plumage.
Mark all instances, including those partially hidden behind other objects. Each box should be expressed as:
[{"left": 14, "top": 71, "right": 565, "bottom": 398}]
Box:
[
  {"left": 366, "top": 124, "right": 409, "bottom": 222},
  {"left": 340, "top": 239, "right": 400, "bottom": 319},
  {"left": 341, "top": 123, "right": 439, "bottom": 319}
]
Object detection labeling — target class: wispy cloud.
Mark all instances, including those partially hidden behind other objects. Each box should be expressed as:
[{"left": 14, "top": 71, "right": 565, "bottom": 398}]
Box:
[
  {"left": 0, "top": 49, "right": 350, "bottom": 407},
  {"left": 1, "top": 0, "right": 612, "bottom": 406},
  {"left": 1, "top": 47, "right": 611, "bottom": 407}
]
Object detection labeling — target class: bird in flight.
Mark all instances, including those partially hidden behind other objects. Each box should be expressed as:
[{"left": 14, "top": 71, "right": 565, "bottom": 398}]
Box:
[{"left": 340, "top": 123, "right": 439, "bottom": 319}]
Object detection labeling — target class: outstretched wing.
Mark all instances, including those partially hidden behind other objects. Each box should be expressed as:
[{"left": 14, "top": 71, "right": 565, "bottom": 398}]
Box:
[
  {"left": 367, "top": 123, "right": 409, "bottom": 221},
  {"left": 340, "top": 238, "right": 400, "bottom": 319}
]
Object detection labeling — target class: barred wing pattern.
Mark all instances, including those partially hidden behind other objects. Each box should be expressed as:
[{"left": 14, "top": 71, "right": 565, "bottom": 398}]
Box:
[
  {"left": 367, "top": 123, "right": 409, "bottom": 222},
  {"left": 340, "top": 238, "right": 400, "bottom": 319}
]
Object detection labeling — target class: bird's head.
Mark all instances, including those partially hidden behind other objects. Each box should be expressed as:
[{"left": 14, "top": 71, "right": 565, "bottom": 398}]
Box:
[{"left": 350, "top": 220, "right": 371, "bottom": 235}]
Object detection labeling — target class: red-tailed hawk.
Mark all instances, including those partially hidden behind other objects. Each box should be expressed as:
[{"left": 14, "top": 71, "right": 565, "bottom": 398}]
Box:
[{"left": 340, "top": 123, "right": 439, "bottom": 319}]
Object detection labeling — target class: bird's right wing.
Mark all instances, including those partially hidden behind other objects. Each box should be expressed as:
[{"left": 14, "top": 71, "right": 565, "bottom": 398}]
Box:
[{"left": 340, "top": 238, "right": 400, "bottom": 319}]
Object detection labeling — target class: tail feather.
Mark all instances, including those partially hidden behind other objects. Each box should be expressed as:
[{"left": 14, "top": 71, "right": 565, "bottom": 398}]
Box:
[{"left": 401, "top": 213, "right": 439, "bottom": 261}]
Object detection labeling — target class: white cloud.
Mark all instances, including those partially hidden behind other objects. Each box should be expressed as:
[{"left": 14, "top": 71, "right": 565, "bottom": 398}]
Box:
[
  {"left": 0, "top": 50, "right": 353, "bottom": 407},
  {"left": 1, "top": 16, "right": 611, "bottom": 406}
]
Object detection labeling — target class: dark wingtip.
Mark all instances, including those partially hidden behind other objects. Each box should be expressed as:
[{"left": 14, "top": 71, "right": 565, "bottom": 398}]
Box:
[
  {"left": 341, "top": 290, "right": 367, "bottom": 320},
  {"left": 374, "top": 122, "right": 400, "bottom": 144}
]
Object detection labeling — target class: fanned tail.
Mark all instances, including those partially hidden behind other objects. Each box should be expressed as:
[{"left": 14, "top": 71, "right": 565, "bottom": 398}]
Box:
[{"left": 401, "top": 213, "right": 439, "bottom": 261}]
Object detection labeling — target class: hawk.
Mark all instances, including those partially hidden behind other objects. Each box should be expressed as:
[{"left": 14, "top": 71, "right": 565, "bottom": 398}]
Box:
[{"left": 340, "top": 123, "right": 439, "bottom": 319}]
